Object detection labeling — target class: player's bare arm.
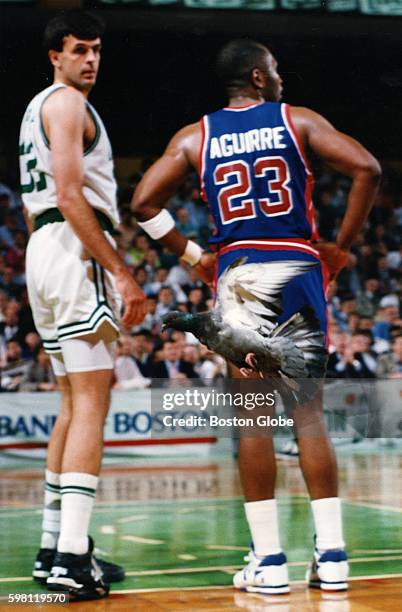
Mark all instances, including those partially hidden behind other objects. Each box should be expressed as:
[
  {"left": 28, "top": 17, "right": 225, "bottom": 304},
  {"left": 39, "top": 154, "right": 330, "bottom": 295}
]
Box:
[
  {"left": 132, "top": 122, "right": 216, "bottom": 286},
  {"left": 290, "top": 107, "right": 381, "bottom": 277},
  {"left": 43, "top": 87, "right": 146, "bottom": 325}
]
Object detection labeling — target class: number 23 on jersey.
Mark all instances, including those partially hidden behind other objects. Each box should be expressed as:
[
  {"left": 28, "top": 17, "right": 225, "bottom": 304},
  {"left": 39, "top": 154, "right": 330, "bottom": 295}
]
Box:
[{"left": 214, "top": 155, "right": 293, "bottom": 225}]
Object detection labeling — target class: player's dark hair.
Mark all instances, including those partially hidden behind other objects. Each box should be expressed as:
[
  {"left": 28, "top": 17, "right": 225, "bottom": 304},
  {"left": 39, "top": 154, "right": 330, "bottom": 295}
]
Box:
[
  {"left": 216, "top": 39, "right": 269, "bottom": 90},
  {"left": 43, "top": 10, "right": 105, "bottom": 52}
]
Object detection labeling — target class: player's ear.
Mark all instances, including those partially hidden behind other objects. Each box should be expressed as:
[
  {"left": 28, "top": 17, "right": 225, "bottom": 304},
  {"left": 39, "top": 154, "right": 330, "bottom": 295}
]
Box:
[
  {"left": 251, "top": 67, "right": 265, "bottom": 89},
  {"left": 48, "top": 49, "right": 61, "bottom": 69}
]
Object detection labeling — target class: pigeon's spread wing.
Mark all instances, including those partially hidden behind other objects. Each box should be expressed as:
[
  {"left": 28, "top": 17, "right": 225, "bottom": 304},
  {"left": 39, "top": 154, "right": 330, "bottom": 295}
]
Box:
[{"left": 217, "top": 260, "right": 318, "bottom": 332}]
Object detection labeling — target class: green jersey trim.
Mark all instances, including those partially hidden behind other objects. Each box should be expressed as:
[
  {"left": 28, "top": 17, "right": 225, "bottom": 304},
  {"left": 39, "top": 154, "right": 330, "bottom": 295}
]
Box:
[{"left": 84, "top": 103, "right": 101, "bottom": 156}]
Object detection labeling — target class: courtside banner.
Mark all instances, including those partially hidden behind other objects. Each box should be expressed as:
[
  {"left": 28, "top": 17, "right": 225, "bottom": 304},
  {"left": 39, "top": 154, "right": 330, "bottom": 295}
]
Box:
[{"left": 0, "top": 380, "right": 400, "bottom": 452}]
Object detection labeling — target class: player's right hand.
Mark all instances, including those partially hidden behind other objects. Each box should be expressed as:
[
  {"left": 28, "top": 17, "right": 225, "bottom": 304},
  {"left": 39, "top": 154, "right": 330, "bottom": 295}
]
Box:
[
  {"left": 115, "top": 270, "right": 147, "bottom": 326},
  {"left": 313, "top": 241, "right": 349, "bottom": 280},
  {"left": 193, "top": 252, "right": 217, "bottom": 288}
]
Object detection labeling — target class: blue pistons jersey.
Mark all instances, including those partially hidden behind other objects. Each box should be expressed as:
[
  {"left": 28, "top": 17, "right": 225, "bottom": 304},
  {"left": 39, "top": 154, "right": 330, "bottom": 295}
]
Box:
[
  {"left": 199, "top": 102, "right": 329, "bottom": 342},
  {"left": 199, "top": 102, "right": 317, "bottom": 249}
]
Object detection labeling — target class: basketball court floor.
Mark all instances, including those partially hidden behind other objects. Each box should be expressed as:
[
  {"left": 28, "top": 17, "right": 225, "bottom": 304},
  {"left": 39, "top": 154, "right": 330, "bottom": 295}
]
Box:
[{"left": 0, "top": 441, "right": 401, "bottom": 611}]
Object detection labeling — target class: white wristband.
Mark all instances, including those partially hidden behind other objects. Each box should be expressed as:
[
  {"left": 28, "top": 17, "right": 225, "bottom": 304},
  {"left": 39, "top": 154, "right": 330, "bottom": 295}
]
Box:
[
  {"left": 137, "top": 209, "right": 175, "bottom": 240},
  {"left": 181, "top": 240, "right": 203, "bottom": 266}
]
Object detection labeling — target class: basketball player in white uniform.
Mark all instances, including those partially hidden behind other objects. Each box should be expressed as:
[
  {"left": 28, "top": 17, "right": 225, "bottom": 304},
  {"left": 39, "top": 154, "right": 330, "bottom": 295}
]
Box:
[{"left": 19, "top": 11, "right": 146, "bottom": 600}]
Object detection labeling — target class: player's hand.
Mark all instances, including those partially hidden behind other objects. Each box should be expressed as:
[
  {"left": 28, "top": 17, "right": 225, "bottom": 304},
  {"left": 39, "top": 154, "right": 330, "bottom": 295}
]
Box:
[
  {"left": 193, "top": 252, "right": 217, "bottom": 288},
  {"left": 313, "top": 241, "right": 349, "bottom": 280},
  {"left": 115, "top": 270, "right": 147, "bottom": 327}
]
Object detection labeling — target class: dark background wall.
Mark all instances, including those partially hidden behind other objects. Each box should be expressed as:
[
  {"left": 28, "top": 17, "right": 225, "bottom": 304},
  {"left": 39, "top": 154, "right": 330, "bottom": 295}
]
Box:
[{"left": 1, "top": 6, "right": 402, "bottom": 185}]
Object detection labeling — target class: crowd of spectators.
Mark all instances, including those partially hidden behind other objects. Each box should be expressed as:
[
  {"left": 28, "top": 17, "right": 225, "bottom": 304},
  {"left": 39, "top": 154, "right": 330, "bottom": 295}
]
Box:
[{"left": 0, "top": 163, "right": 401, "bottom": 392}]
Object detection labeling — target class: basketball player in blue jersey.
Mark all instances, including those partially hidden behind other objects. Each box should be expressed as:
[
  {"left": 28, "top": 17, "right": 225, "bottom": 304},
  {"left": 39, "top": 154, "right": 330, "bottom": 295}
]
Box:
[{"left": 132, "top": 40, "right": 380, "bottom": 594}]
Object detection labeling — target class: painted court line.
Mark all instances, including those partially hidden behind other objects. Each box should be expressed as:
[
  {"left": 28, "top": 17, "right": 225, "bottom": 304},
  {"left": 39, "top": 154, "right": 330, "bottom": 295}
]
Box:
[
  {"left": 100, "top": 525, "right": 116, "bottom": 535},
  {"left": 2, "top": 561, "right": 402, "bottom": 584},
  {"left": 121, "top": 535, "right": 165, "bottom": 546},
  {"left": 117, "top": 515, "right": 148, "bottom": 524},
  {"left": 207, "top": 545, "right": 249, "bottom": 552},
  {"left": 353, "top": 549, "right": 402, "bottom": 554},
  {"left": 0, "top": 495, "right": 310, "bottom": 516},
  {"left": 344, "top": 500, "right": 402, "bottom": 514},
  {"left": 112, "top": 574, "right": 402, "bottom": 595},
  {"left": 178, "top": 505, "right": 226, "bottom": 514}
]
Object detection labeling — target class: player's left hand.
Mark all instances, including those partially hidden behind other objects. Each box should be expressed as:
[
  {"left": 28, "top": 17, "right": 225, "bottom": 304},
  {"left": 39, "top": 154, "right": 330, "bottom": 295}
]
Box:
[
  {"left": 193, "top": 252, "right": 217, "bottom": 288},
  {"left": 313, "top": 241, "right": 349, "bottom": 280}
]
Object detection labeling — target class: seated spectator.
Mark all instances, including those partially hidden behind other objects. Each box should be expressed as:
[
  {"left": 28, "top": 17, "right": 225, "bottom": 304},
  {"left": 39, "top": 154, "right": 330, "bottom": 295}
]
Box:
[
  {"left": 132, "top": 295, "right": 159, "bottom": 334},
  {"left": 145, "top": 267, "right": 188, "bottom": 303},
  {"left": 1, "top": 339, "right": 31, "bottom": 390},
  {"left": 0, "top": 212, "right": 19, "bottom": 249},
  {"left": 118, "top": 206, "right": 137, "bottom": 247},
  {"left": 350, "top": 332, "right": 378, "bottom": 377},
  {"left": 197, "top": 344, "right": 227, "bottom": 383},
  {"left": 187, "top": 287, "right": 207, "bottom": 315},
  {"left": 373, "top": 298, "right": 401, "bottom": 344},
  {"left": 133, "top": 266, "right": 148, "bottom": 292},
  {"left": 150, "top": 340, "right": 199, "bottom": 383},
  {"left": 113, "top": 335, "right": 151, "bottom": 390},
  {"left": 376, "top": 334, "right": 402, "bottom": 378},
  {"left": 356, "top": 278, "right": 381, "bottom": 317},
  {"left": 347, "top": 312, "right": 361, "bottom": 334},
  {"left": 327, "top": 333, "right": 366, "bottom": 378},
  {"left": 19, "top": 346, "right": 57, "bottom": 392},
  {"left": 333, "top": 294, "right": 357, "bottom": 332},
  {"left": 376, "top": 256, "right": 397, "bottom": 294},
  {"left": 144, "top": 267, "right": 169, "bottom": 296},
  {"left": 126, "top": 233, "right": 150, "bottom": 266},
  {"left": 4, "top": 230, "right": 26, "bottom": 281},
  {"left": 0, "top": 302, "right": 24, "bottom": 344},
  {"left": 166, "top": 260, "right": 191, "bottom": 286},
  {"left": 155, "top": 286, "right": 177, "bottom": 319},
  {"left": 175, "top": 207, "right": 198, "bottom": 240},
  {"left": 387, "top": 244, "right": 402, "bottom": 271},
  {"left": 143, "top": 249, "right": 160, "bottom": 281},
  {"left": 0, "top": 266, "right": 22, "bottom": 299},
  {"left": 337, "top": 253, "right": 362, "bottom": 296},
  {"left": 131, "top": 329, "right": 153, "bottom": 377},
  {"left": 23, "top": 331, "right": 41, "bottom": 360},
  {"left": 182, "top": 266, "right": 210, "bottom": 300}
]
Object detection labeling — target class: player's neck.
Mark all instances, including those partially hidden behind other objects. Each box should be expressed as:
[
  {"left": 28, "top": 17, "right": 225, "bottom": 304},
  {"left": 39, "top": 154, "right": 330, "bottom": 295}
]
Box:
[
  {"left": 53, "top": 76, "right": 91, "bottom": 99},
  {"left": 227, "top": 92, "right": 265, "bottom": 108}
]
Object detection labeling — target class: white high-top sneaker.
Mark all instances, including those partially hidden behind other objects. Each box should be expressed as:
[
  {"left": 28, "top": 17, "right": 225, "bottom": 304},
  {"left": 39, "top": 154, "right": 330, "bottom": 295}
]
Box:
[
  {"left": 233, "top": 549, "right": 290, "bottom": 595},
  {"left": 306, "top": 548, "right": 349, "bottom": 591}
]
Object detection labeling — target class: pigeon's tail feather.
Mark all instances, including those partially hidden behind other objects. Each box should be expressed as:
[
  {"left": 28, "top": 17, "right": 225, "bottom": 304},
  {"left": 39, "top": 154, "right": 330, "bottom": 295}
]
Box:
[{"left": 270, "top": 306, "right": 328, "bottom": 379}]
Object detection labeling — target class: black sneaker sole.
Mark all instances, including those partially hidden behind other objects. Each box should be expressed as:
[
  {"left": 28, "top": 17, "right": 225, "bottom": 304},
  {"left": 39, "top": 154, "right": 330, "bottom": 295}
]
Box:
[
  {"left": 33, "top": 574, "right": 49, "bottom": 585},
  {"left": 47, "top": 581, "right": 109, "bottom": 601}
]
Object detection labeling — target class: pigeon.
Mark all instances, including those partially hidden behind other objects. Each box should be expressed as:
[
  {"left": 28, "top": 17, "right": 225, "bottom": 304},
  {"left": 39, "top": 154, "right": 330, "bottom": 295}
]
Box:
[{"left": 162, "top": 258, "right": 328, "bottom": 404}]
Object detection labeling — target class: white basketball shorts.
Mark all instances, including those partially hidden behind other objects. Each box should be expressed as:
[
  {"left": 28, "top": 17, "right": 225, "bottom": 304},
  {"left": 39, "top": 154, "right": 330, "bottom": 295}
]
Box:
[{"left": 26, "top": 221, "right": 121, "bottom": 356}]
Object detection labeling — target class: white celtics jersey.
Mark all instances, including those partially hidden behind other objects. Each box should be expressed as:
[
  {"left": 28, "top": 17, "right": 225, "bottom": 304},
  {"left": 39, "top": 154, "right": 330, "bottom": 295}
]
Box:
[{"left": 19, "top": 83, "right": 119, "bottom": 226}]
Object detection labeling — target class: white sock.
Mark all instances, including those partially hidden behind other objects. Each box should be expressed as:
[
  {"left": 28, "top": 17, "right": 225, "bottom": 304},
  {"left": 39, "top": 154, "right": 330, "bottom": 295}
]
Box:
[
  {"left": 311, "top": 497, "right": 345, "bottom": 551},
  {"left": 244, "top": 499, "right": 282, "bottom": 557},
  {"left": 58, "top": 472, "right": 98, "bottom": 555},
  {"left": 41, "top": 469, "right": 61, "bottom": 550}
]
